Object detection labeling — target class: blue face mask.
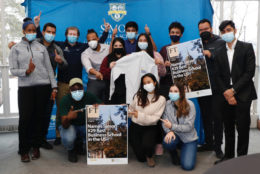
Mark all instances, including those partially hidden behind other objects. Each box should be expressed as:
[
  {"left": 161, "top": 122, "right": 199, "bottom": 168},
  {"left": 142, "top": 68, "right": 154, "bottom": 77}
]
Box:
[
  {"left": 138, "top": 42, "right": 148, "bottom": 50},
  {"left": 126, "top": 32, "right": 136, "bottom": 40},
  {"left": 25, "top": 33, "right": 36, "bottom": 42},
  {"left": 221, "top": 32, "right": 235, "bottom": 43},
  {"left": 169, "top": 92, "right": 180, "bottom": 102},
  {"left": 67, "top": 35, "right": 77, "bottom": 44},
  {"left": 71, "top": 90, "right": 84, "bottom": 101},
  {"left": 44, "top": 33, "right": 55, "bottom": 43}
]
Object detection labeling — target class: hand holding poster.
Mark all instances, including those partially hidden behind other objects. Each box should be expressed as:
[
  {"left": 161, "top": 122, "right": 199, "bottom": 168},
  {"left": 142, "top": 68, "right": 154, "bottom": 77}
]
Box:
[
  {"left": 166, "top": 38, "right": 212, "bottom": 98},
  {"left": 86, "top": 105, "right": 128, "bottom": 165}
]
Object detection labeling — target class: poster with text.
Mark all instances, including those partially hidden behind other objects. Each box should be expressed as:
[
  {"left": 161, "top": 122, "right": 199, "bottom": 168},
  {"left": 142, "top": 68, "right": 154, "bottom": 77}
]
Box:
[
  {"left": 86, "top": 105, "right": 128, "bottom": 165},
  {"left": 166, "top": 38, "right": 212, "bottom": 98}
]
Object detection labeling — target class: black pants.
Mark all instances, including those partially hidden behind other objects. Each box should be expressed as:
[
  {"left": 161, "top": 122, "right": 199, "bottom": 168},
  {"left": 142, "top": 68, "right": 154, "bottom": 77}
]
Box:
[
  {"left": 221, "top": 98, "right": 252, "bottom": 158},
  {"left": 198, "top": 94, "right": 223, "bottom": 150},
  {"left": 41, "top": 99, "right": 54, "bottom": 141},
  {"left": 18, "top": 85, "right": 52, "bottom": 155},
  {"left": 129, "top": 122, "right": 159, "bottom": 162},
  {"left": 87, "top": 79, "right": 106, "bottom": 102}
]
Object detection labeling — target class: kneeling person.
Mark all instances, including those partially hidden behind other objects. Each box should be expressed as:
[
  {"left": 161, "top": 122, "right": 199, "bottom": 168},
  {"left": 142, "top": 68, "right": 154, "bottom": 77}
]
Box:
[{"left": 59, "top": 78, "right": 101, "bottom": 162}]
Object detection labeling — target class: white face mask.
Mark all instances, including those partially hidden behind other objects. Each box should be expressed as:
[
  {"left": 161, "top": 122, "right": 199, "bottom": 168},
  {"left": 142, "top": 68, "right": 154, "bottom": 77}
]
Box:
[
  {"left": 138, "top": 42, "right": 148, "bottom": 50},
  {"left": 88, "top": 40, "right": 98, "bottom": 50},
  {"left": 143, "top": 83, "right": 155, "bottom": 93}
]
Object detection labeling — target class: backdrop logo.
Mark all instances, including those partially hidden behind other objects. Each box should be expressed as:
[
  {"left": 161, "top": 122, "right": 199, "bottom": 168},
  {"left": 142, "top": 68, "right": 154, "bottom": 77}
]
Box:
[{"left": 108, "top": 3, "right": 127, "bottom": 22}]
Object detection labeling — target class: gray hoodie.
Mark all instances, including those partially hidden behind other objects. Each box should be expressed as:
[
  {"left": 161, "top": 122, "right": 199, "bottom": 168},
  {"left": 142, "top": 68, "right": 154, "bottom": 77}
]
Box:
[{"left": 9, "top": 38, "right": 57, "bottom": 88}]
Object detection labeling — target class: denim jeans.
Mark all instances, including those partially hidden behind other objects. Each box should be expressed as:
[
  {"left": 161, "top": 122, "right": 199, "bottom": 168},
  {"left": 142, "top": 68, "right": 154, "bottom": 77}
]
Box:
[
  {"left": 163, "top": 134, "right": 197, "bottom": 171},
  {"left": 59, "top": 125, "right": 86, "bottom": 151}
]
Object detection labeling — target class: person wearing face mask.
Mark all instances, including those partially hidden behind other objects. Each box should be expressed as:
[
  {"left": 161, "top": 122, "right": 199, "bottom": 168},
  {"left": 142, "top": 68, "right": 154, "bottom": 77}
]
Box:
[
  {"left": 100, "top": 37, "right": 127, "bottom": 104},
  {"left": 197, "top": 19, "right": 226, "bottom": 158},
  {"left": 136, "top": 33, "right": 166, "bottom": 78},
  {"left": 58, "top": 78, "right": 101, "bottom": 163},
  {"left": 9, "top": 18, "right": 57, "bottom": 162},
  {"left": 128, "top": 73, "right": 166, "bottom": 167},
  {"left": 214, "top": 20, "right": 257, "bottom": 164},
  {"left": 81, "top": 29, "right": 110, "bottom": 102},
  {"left": 161, "top": 82, "right": 197, "bottom": 171}
]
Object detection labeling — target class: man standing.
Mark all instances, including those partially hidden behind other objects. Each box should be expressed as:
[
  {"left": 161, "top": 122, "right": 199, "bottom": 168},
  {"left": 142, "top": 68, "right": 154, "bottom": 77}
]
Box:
[
  {"left": 197, "top": 19, "right": 225, "bottom": 159},
  {"left": 214, "top": 20, "right": 257, "bottom": 164}
]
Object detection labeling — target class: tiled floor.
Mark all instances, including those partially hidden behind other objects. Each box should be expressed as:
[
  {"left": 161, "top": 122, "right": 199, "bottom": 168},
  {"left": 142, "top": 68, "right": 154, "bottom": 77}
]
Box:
[{"left": 0, "top": 129, "right": 259, "bottom": 174}]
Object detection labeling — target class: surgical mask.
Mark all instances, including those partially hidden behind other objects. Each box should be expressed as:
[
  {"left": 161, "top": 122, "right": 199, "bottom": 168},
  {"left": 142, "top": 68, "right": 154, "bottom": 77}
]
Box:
[
  {"left": 25, "top": 33, "right": 36, "bottom": 42},
  {"left": 138, "top": 42, "right": 148, "bottom": 50},
  {"left": 170, "top": 35, "right": 181, "bottom": 43},
  {"left": 126, "top": 32, "right": 136, "bottom": 40},
  {"left": 200, "top": 31, "right": 211, "bottom": 41},
  {"left": 143, "top": 83, "right": 155, "bottom": 93},
  {"left": 44, "top": 33, "right": 55, "bottom": 43},
  {"left": 88, "top": 40, "right": 98, "bottom": 50},
  {"left": 67, "top": 35, "right": 77, "bottom": 44},
  {"left": 71, "top": 90, "right": 84, "bottom": 101},
  {"left": 169, "top": 92, "right": 180, "bottom": 102},
  {"left": 114, "top": 48, "right": 124, "bottom": 55},
  {"left": 221, "top": 32, "right": 235, "bottom": 43}
]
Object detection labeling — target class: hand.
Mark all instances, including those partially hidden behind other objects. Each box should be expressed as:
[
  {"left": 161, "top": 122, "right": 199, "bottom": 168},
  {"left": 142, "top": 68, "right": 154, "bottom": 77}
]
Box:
[
  {"left": 34, "top": 11, "right": 41, "bottom": 28},
  {"left": 227, "top": 96, "right": 237, "bottom": 106},
  {"left": 161, "top": 119, "right": 172, "bottom": 129},
  {"left": 8, "top": 41, "right": 16, "bottom": 49},
  {"left": 67, "top": 106, "right": 82, "bottom": 120},
  {"left": 155, "top": 58, "right": 163, "bottom": 65},
  {"left": 203, "top": 50, "right": 211, "bottom": 58},
  {"left": 95, "top": 71, "right": 103, "bottom": 80},
  {"left": 26, "top": 58, "right": 35, "bottom": 75},
  {"left": 224, "top": 89, "right": 234, "bottom": 100},
  {"left": 54, "top": 49, "right": 63, "bottom": 64},
  {"left": 164, "top": 131, "right": 176, "bottom": 144},
  {"left": 144, "top": 24, "right": 150, "bottom": 35},
  {"left": 112, "top": 25, "right": 118, "bottom": 37},
  {"left": 128, "top": 111, "right": 138, "bottom": 118},
  {"left": 50, "top": 89, "right": 57, "bottom": 101},
  {"left": 109, "top": 61, "right": 116, "bottom": 69},
  {"left": 165, "top": 60, "right": 171, "bottom": 67},
  {"left": 103, "top": 19, "right": 110, "bottom": 32}
]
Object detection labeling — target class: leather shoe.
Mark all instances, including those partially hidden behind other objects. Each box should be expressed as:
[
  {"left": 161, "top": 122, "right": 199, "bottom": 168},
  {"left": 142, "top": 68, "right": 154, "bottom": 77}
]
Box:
[
  {"left": 41, "top": 139, "right": 53, "bottom": 150},
  {"left": 31, "top": 148, "right": 40, "bottom": 160},
  {"left": 215, "top": 149, "right": 224, "bottom": 159},
  {"left": 214, "top": 157, "right": 231, "bottom": 165},
  {"left": 198, "top": 144, "right": 214, "bottom": 152},
  {"left": 21, "top": 153, "right": 30, "bottom": 162}
]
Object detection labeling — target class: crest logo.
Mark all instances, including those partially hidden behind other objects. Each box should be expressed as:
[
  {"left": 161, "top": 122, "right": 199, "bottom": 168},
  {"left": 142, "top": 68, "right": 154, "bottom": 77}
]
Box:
[{"left": 108, "top": 3, "right": 127, "bottom": 22}]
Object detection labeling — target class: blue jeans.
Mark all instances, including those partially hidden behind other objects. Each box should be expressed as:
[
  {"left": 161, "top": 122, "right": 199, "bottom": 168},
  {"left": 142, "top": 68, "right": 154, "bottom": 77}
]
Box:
[
  {"left": 163, "top": 134, "right": 197, "bottom": 171},
  {"left": 59, "top": 125, "right": 86, "bottom": 151}
]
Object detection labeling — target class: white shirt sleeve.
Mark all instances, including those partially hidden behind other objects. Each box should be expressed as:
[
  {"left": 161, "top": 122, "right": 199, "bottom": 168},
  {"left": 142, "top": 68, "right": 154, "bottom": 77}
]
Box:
[{"left": 81, "top": 50, "right": 93, "bottom": 73}]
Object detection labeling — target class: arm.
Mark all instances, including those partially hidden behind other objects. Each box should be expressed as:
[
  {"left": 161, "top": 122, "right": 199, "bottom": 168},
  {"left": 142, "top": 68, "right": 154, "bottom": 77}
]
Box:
[
  {"left": 109, "top": 25, "right": 118, "bottom": 54},
  {"left": 99, "top": 57, "right": 111, "bottom": 80},
  {"left": 154, "top": 52, "right": 166, "bottom": 77},
  {"left": 55, "top": 44, "right": 68, "bottom": 70},
  {"left": 99, "top": 19, "right": 110, "bottom": 43},
  {"left": 36, "top": 26, "right": 43, "bottom": 39},
  {"left": 144, "top": 24, "right": 157, "bottom": 51},
  {"left": 43, "top": 48, "right": 57, "bottom": 88},
  {"left": 161, "top": 106, "right": 171, "bottom": 134},
  {"left": 215, "top": 53, "right": 228, "bottom": 94},
  {"left": 171, "top": 101, "right": 196, "bottom": 133},
  {"left": 9, "top": 46, "right": 27, "bottom": 77},
  {"left": 233, "top": 43, "right": 256, "bottom": 93}
]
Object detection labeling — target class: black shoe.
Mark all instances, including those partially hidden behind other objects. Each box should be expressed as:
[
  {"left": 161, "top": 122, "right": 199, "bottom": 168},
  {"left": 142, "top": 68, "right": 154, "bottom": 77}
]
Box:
[
  {"left": 68, "top": 150, "right": 78, "bottom": 163},
  {"left": 214, "top": 157, "right": 231, "bottom": 165},
  {"left": 170, "top": 150, "right": 180, "bottom": 165},
  {"left": 41, "top": 140, "right": 53, "bottom": 150},
  {"left": 215, "top": 149, "right": 224, "bottom": 159},
  {"left": 54, "top": 137, "right": 61, "bottom": 146},
  {"left": 197, "top": 144, "right": 214, "bottom": 152},
  {"left": 74, "top": 139, "right": 86, "bottom": 155}
]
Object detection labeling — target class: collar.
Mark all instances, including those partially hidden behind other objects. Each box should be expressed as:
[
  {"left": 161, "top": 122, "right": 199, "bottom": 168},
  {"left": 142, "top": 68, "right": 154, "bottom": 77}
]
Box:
[
  {"left": 125, "top": 39, "right": 137, "bottom": 45},
  {"left": 89, "top": 44, "right": 106, "bottom": 54},
  {"left": 226, "top": 39, "right": 237, "bottom": 50}
]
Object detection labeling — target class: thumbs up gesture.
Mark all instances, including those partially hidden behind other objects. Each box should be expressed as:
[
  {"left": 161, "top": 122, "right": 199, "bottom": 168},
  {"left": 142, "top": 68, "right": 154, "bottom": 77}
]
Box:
[
  {"left": 26, "top": 58, "right": 35, "bottom": 75},
  {"left": 34, "top": 11, "right": 41, "bottom": 28},
  {"left": 54, "top": 49, "right": 63, "bottom": 64}
]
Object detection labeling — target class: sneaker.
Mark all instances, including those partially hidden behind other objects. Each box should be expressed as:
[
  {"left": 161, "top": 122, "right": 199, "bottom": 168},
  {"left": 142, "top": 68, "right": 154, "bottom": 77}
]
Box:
[
  {"left": 31, "top": 148, "right": 40, "bottom": 160},
  {"left": 155, "top": 144, "right": 164, "bottom": 156},
  {"left": 197, "top": 144, "right": 214, "bottom": 152},
  {"left": 146, "top": 157, "right": 155, "bottom": 167},
  {"left": 68, "top": 150, "right": 78, "bottom": 163},
  {"left": 21, "top": 154, "right": 30, "bottom": 162},
  {"left": 54, "top": 137, "right": 61, "bottom": 146},
  {"left": 41, "top": 139, "right": 53, "bottom": 150}
]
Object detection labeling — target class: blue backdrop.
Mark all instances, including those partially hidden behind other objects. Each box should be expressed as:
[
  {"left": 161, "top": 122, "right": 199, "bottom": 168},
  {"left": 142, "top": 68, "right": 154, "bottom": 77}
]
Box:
[{"left": 22, "top": 0, "right": 213, "bottom": 144}]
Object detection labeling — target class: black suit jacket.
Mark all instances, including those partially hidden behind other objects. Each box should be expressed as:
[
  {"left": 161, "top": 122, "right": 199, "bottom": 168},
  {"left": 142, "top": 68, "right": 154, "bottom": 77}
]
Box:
[{"left": 215, "top": 40, "right": 257, "bottom": 102}]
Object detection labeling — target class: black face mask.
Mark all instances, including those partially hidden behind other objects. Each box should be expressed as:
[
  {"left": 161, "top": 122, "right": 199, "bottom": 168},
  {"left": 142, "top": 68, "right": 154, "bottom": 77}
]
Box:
[
  {"left": 170, "top": 35, "right": 181, "bottom": 43},
  {"left": 113, "top": 48, "right": 124, "bottom": 55},
  {"left": 200, "top": 31, "right": 211, "bottom": 41}
]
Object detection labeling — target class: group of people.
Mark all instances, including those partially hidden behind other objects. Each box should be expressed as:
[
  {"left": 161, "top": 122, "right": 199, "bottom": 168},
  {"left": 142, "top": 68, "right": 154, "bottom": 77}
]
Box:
[{"left": 8, "top": 11, "right": 257, "bottom": 171}]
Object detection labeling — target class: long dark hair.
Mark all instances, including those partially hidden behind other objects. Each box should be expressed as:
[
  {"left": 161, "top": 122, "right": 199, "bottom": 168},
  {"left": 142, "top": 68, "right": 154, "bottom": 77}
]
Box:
[
  {"left": 107, "top": 37, "right": 126, "bottom": 67},
  {"left": 136, "top": 33, "right": 154, "bottom": 58},
  {"left": 172, "top": 82, "right": 190, "bottom": 117},
  {"left": 136, "top": 73, "right": 160, "bottom": 108}
]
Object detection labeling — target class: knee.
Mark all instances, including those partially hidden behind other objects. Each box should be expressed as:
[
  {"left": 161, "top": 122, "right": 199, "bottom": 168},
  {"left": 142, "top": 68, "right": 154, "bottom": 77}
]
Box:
[
  {"left": 163, "top": 139, "right": 176, "bottom": 150},
  {"left": 60, "top": 126, "right": 76, "bottom": 145}
]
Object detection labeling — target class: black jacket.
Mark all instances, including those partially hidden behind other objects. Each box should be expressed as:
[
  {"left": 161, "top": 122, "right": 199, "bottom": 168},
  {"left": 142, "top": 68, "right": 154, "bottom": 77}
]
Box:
[
  {"left": 202, "top": 34, "right": 225, "bottom": 94},
  {"left": 215, "top": 40, "right": 257, "bottom": 102}
]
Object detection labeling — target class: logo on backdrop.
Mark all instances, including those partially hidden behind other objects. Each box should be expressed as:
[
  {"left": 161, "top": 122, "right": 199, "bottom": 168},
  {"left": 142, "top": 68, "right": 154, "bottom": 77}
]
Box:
[{"left": 108, "top": 3, "right": 127, "bottom": 22}]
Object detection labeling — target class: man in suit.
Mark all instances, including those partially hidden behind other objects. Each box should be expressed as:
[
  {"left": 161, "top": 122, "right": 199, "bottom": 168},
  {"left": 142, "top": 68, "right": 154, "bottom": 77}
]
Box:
[{"left": 214, "top": 20, "right": 257, "bottom": 164}]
